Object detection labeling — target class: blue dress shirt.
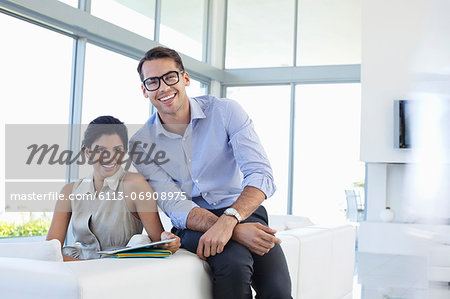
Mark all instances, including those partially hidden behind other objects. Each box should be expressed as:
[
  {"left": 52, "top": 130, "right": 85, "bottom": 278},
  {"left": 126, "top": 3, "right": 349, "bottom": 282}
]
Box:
[{"left": 129, "top": 95, "right": 276, "bottom": 229}]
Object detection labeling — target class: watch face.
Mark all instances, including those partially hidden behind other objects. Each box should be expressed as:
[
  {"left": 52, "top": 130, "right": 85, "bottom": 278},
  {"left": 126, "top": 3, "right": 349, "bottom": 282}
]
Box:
[
  {"left": 224, "top": 208, "right": 241, "bottom": 222},
  {"left": 225, "top": 208, "right": 235, "bottom": 216}
]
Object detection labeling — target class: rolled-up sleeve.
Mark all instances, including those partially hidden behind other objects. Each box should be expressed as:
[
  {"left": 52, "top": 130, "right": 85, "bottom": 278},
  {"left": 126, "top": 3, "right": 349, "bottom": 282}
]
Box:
[
  {"left": 129, "top": 138, "right": 198, "bottom": 229},
  {"left": 225, "top": 100, "right": 277, "bottom": 199}
]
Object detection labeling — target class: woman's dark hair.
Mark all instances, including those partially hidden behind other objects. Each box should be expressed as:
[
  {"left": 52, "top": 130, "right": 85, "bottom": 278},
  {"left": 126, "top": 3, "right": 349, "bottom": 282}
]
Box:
[
  {"left": 137, "top": 46, "right": 185, "bottom": 81},
  {"left": 82, "top": 116, "right": 128, "bottom": 151}
]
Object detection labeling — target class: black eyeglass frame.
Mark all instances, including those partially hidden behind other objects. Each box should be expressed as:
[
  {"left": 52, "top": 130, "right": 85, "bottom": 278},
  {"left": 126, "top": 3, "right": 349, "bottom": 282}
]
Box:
[{"left": 142, "top": 70, "right": 185, "bottom": 92}]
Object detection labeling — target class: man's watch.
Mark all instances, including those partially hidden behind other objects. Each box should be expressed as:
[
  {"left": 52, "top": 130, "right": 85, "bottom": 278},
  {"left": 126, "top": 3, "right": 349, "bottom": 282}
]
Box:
[{"left": 223, "top": 208, "right": 242, "bottom": 223}]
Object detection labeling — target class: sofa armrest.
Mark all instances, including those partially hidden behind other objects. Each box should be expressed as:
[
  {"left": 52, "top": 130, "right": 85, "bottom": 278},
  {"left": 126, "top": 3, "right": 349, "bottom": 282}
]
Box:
[
  {"left": 0, "top": 257, "right": 79, "bottom": 299},
  {"left": 0, "top": 239, "right": 63, "bottom": 261},
  {"left": 278, "top": 224, "right": 356, "bottom": 299}
]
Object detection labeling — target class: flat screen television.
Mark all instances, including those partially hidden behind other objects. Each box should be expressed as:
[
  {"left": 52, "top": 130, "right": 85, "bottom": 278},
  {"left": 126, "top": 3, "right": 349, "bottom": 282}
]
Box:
[{"left": 394, "top": 100, "right": 414, "bottom": 148}]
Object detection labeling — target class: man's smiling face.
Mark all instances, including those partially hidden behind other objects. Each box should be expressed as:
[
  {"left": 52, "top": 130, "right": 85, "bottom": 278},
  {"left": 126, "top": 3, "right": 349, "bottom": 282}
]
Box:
[{"left": 140, "top": 57, "right": 190, "bottom": 121}]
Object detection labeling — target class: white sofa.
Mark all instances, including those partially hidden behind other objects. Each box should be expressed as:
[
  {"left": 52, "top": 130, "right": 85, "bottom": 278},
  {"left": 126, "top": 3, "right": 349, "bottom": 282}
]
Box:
[
  {"left": 0, "top": 215, "right": 355, "bottom": 299},
  {"left": 428, "top": 243, "right": 450, "bottom": 282}
]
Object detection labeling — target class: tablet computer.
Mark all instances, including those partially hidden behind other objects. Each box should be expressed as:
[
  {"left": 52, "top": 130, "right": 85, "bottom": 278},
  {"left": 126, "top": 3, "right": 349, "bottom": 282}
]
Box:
[{"left": 97, "top": 238, "right": 176, "bottom": 255}]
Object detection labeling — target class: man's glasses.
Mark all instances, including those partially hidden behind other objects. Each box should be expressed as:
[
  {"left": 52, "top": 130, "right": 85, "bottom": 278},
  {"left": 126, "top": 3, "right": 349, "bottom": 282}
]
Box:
[{"left": 142, "top": 70, "right": 184, "bottom": 92}]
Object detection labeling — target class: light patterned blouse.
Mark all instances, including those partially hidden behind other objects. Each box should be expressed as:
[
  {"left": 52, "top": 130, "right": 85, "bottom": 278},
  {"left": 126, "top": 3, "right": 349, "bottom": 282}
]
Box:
[{"left": 62, "top": 167, "right": 143, "bottom": 259}]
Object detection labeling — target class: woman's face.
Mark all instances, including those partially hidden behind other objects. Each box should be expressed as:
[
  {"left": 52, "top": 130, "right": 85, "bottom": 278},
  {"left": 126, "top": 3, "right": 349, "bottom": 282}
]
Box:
[{"left": 85, "top": 133, "right": 125, "bottom": 179}]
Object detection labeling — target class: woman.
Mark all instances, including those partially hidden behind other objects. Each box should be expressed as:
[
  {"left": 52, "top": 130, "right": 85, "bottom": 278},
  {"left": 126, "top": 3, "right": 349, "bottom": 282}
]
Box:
[{"left": 47, "top": 116, "right": 180, "bottom": 261}]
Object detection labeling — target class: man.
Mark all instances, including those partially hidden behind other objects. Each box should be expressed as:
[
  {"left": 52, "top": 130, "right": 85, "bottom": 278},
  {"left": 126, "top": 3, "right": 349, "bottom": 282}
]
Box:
[{"left": 129, "top": 46, "right": 292, "bottom": 299}]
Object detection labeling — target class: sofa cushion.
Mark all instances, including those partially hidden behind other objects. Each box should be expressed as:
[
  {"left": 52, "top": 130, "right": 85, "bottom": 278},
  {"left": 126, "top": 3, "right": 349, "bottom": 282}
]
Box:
[
  {"left": 269, "top": 214, "right": 314, "bottom": 231},
  {"left": 65, "top": 249, "right": 212, "bottom": 299},
  {"left": 0, "top": 239, "right": 63, "bottom": 262}
]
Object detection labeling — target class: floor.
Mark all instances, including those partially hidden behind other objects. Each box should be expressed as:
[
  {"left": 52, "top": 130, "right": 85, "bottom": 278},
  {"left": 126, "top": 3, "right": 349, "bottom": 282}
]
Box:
[{"left": 353, "top": 252, "right": 450, "bottom": 299}]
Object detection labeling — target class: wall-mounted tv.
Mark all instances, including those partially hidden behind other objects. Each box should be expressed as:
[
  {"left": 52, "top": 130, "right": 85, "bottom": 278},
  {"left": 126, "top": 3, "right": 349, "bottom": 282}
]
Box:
[
  {"left": 394, "top": 100, "right": 414, "bottom": 148},
  {"left": 395, "top": 99, "right": 450, "bottom": 150}
]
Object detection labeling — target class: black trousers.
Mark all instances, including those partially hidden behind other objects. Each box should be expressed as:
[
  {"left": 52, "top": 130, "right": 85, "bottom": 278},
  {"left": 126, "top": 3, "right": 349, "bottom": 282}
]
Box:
[{"left": 172, "top": 205, "right": 293, "bottom": 299}]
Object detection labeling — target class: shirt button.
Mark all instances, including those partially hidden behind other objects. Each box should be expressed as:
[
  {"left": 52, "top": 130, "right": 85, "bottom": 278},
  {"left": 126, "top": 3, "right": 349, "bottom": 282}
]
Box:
[
  {"left": 195, "top": 179, "right": 199, "bottom": 183},
  {"left": 212, "top": 202, "right": 216, "bottom": 206},
  {"left": 203, "top": 192, "right": 208, "bottom": 196},
  {"left": 188, "top": 158, "right": 192, "bottom": 162}
]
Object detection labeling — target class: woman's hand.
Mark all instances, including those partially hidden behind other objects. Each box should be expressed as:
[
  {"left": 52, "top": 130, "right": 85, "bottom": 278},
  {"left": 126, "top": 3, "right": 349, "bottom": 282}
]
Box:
[
  {"left": 63, "top": 254, "right": 84, "bottom": 262},
  {"left": 157, "top": 231, "right": 181, "bottom": 254}
]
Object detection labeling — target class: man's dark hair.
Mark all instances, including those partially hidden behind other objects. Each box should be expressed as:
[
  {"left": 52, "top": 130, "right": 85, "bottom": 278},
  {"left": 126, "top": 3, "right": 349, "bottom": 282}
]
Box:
[
  {"left": 137, "top": 46, "right": 185, "bottom": 81},
  {"left": 82, "top": 115, "right": 128, "bottom": 151}
]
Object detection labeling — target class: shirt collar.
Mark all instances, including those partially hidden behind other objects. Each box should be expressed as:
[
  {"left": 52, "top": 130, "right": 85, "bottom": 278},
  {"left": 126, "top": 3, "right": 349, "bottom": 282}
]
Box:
[
  {"left": 189, "top": 97, "right": 206, "bottom": 121},
  {"left": 104, "top": 166, "right": 126, "bottom": 191},
  {"left": 75, "top": 167, "right": 125, "bottom": 194},
  {"left": 154, "top": 112, "right": 177, "bottom": 138},
  {"left": 154, "top": 97, "right": 206, "bottom": 137}
]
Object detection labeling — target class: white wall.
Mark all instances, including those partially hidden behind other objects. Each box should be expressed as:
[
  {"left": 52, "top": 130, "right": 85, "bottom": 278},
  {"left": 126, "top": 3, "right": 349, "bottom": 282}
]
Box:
[
  {"left": 361, "top": 0, "right": 436, "bottom": 163},
  {"left": 360, "top": 0, "right": 450, "bottom": 253}
]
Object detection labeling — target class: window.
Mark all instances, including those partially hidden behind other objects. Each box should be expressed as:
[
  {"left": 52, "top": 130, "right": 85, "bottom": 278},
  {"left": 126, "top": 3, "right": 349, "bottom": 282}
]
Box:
[
  {"left": 82, "top": 43, "right": 149, "bottom": 125},
  {"left": 0, "top": 13, "right": 73, "bottom": 234},
  {"left": 0, "top": 0, "right": 363, "bottom": 235},
  {"left": 187, "top": 78, "right": 209, "bottom": 98},
  {"left": 57, "top": 0, "right": 78, "bottom": 7},
  {"left": 297, "top": 0, "right": 361, "bottom": 66},
  {"left": 90, "top": 0, "right": 155, "bottom": 39},
  {"left": 226, "top": 0, "right": 295, "bottom": 68},
  {"left": 80, "top": 44, "right": 151, "bottom": 177},
  {"left": 226, "top": 86, "right": 291, "bottom": 215},
  {"left": 0, "top": 15, "right": 73, "bottom": 124},
  {"left": 293, "top": 83, "right": 363, "bottom": 223},
  {"left": 160, "top": 0, "right": 206, "bottom": 61}
]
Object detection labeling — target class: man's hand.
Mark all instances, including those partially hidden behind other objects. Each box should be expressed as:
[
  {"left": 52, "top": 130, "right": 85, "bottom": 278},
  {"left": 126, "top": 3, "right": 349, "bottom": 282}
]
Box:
[
  {"left": 196, "top": 215, "right": 238, "bottom": 260},
  {"left": 232, "top": 222, "right": 281, "bottom": 256}
]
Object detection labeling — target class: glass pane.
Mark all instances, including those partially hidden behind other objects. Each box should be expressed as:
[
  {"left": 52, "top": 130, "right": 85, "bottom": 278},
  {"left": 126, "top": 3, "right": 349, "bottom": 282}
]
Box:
[
  {"left": 227, "top": 86, "right": 291, "bottom": 215},
  {"left": 82, "top": 43, "right": 149, "bottom": 125},
  {"left": 160, "top": 0, "right": 205, "bottom": 61},
  {"left": 91, "top": 0, "right": 155, "bottom": 39},
  {"left": 293, "top": 83, "right": 364, "bottom": 224},
  {"left": 58, "top": 0, "right": 78, "bottom": 7},
  {"left": 81, "top": 44, "right": 149, "bottom": 179},
  {"left": 187, "top": 78, "right": 208, "bottom": 98},
  {"left": 297, "top": 0, "right": 361, "bottom": 66},
  {"left": 0, "top": 16, "right": 72, "bottom": 124},
  {"left": 0, "top": 13, "right": 73, "bottom": 232},
  {"left": 226, "top": 0, "right": 295, "bottom": 68}
]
